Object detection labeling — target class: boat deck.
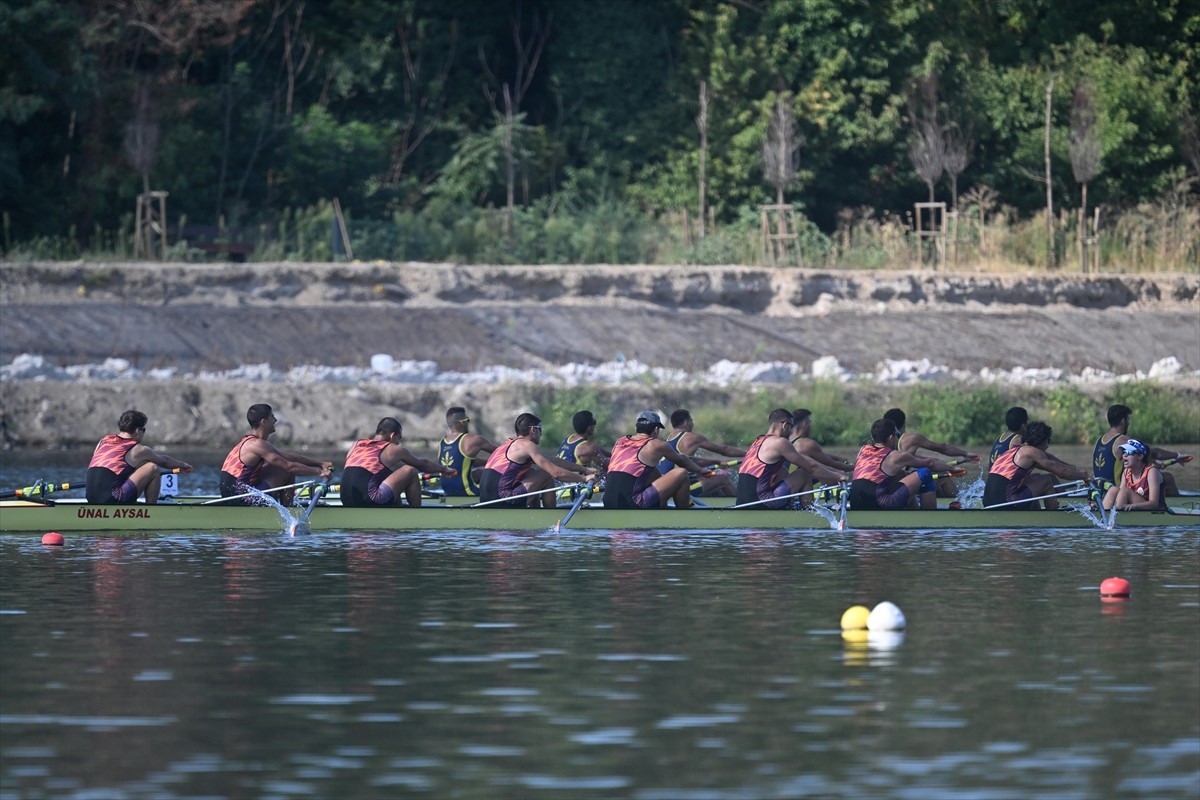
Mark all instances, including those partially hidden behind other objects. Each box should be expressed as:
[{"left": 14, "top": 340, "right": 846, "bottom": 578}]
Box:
[{"left": 2, "top": 498, "right": 1196, "bottom": 533}]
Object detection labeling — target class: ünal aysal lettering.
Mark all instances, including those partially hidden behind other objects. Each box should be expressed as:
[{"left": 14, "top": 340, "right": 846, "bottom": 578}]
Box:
[{"left": 77, "top": 507, "right": 151, "bottom": 519}]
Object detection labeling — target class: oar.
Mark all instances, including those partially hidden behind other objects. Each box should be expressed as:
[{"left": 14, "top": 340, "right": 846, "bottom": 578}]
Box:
[
  {"left": 982, "top": 486, "right": 1089, "bottom": 510},
  {"left": 1, "top": 467, "right": 189, "bottom": 501},
  {"left": 555, "top": 478, "right": 597, "bottom": 530},
  {"left": 199, "top": 480, "right": 315, "bottom": 505},
  {"left": 1158, "top": 455, "right": 1193, "bottom": 468},
  {"left": 472, "top": 482, "right": 585, "bottom": 508},
  {"left": 290, "top": 481, "right": 329, "bottom": 535},
  {"left": 0, "top": 480, "right": 81, "bottom": 500},
  {"left": 297, "top": 483, "right": 341, "bottom": 502},
  {"left": 730, "top": 484, "right": 832, "bottom": 510},
  {"left": 931, "top": 468, "right": 968, "bottom": 479},
  {"left": 835, "top": 483, "right": 850, "bottom": 530}
]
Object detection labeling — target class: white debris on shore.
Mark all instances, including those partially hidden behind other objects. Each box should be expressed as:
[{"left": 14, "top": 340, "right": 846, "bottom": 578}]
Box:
[{"left": 2, "top": 353, "right": 1194, "bottom": 387}]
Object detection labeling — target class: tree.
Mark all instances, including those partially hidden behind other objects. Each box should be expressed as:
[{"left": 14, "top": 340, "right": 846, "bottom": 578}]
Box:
[
  {"left": 1068, "top": 82, "right": 1102, "bottom": 272},
  {"left": 1180, "top": 107, "right": 1200, "bottom": 179},
  {"left": 1042, "top": 74, "right": 1056, "bottom": 268},
  {"left": 762, "top": 90, "right": 802, "bottom": 206},
  {"left": 697, "top": 81, "right": 708, "bottom": 239},
  {"left": 942, "top": 123, "right": 973, "bottom": 210},
  {"left": 478, "top": 1, "right": 552, "bottom": 231},
  {"left": 908, "top": 74, "right": 944, "bottom": 203}
]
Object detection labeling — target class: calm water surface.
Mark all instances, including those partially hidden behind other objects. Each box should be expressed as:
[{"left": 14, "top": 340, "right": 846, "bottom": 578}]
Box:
[{"left": 1, "top": 526, "right": 1198, "bottom": 799}]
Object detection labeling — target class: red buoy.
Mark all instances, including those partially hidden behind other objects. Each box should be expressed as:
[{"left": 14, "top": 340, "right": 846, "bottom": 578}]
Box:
[
  {"left": 41, "top": 532, "right": 65, "bottom": 547},
  {"left": 1100, "top": 576, "right": 1131, "bottom": 598}
]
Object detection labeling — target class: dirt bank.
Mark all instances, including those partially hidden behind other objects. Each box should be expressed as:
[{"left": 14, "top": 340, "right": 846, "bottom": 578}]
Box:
[
  {"left": 1, "top": 262, "right": 1197, "bottom": 448},
  {"left": 2, "top": 262, "right": 1198, "bottom": 374}
]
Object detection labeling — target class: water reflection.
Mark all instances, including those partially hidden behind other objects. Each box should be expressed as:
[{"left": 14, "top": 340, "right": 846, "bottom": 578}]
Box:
[{"left": 1, "top": 528, "right": 1197, "bottom": 798}]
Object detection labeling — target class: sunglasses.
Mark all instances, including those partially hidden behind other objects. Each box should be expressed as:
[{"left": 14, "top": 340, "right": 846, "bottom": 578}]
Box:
[
  {"left": 457, "top": 417, "right": 470, "bottom": 423},
  {"left": 529, "top": 425, "right": 543, "bottom": 432}
]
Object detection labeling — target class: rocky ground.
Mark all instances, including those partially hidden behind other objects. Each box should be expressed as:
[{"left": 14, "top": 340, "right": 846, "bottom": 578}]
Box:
[{"left": 1, "top": 261, "right": 1197, "bottom": 448}]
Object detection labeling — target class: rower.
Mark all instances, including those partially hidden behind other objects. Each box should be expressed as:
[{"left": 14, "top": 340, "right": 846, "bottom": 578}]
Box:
[
  {"left": 1093, "top": 404, "right": 1193, "bottom": 497},
  {"left": 984, "top": 421, "right": 1088, "bottom": 510},
  {"left": 85, "top": 410, "right": 193, "bottom": 505},
  {"left": 218, "top": 403, "right": 332, "bottom": 505},
  {"left": 988, "top": 407, "right": 1027, "bottom": 469},
  {"left": 849, "top": 419, "right": 956, "bottom": 511},
  {"left": 341, "top": 417, "right": 454, "bottom": 508},
  {"left": 556, "top": 410, "right": 611, "bottom": 469},
  {"left": 656, "top": 409, "right": 744, "bottom": 497},
  {"left": 479, "top": 413, "right": 596, "bottom": 508},
  {"left": 438, "top": 407, "right": 498, "bottom": 497},
  {"left": 738, "top": 409, "right": 847, "bottom": 509},
  {"left": 790, "top": 408, "right": 854, "bottom": 475},
  {"left": 604, "top": 410, "right": 707, "bottom": 509},
  {"left": 884, "top": 408, "right": 980, "bottom": 497}
]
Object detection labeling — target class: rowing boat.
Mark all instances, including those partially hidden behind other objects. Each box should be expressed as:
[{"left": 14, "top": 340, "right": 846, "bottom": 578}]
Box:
[
  {"left": 418, "top": 491, "right": 1200, "bottom": 511},
  {"left": 2, "top": 498, "right": 1195, "bottom": 533}
]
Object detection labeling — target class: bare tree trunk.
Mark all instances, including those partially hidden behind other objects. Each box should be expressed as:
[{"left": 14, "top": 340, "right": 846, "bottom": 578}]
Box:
[
  {"left": 1079, "top": 181, "right": 1088, "bottom": 273},
  {"left": 1044, "top": 75, "right": 1055, "bottom": 268},
  {"left": 697, "top": 81, "right": 708, "bottom": 240},
  {"left": 503, "top": 84, "right": 515, "bottom": 237}
]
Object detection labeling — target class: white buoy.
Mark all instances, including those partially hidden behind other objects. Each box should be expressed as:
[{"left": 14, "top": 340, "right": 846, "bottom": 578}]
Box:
[
  {"left": 867, "top": 601, "right": 906, "bottom": 631},
  {"left": 370, "top": 353, "right": 394, "bottom": 372}
]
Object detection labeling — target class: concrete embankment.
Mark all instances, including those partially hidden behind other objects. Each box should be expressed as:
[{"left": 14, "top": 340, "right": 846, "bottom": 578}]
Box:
[{"left": 1, "top": 262, "right": 1197, "bottom": 448}]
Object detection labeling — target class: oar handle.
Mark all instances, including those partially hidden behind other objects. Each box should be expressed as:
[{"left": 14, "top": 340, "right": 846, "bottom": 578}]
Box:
[
  {"left": 1159, "top": 455, "right": 1193, "bottom": 468},
  {"left": 2, "top": 480, "right": 80, "bottom": 500},
  {"left": 931, "top": 469, "right": 969, "bottom": 479}
]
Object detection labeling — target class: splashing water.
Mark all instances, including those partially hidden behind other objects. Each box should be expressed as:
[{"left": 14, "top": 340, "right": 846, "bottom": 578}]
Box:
[
  {"left": 957, "top": 476, "right": 986, "bottom": 508},
  {"left": 1063, "top": 502, "right": 1110, "bottom": 528},
  {"left": 243, "top": 488, "right": 298, "bottom": 532},
  {"left": 801, "top": 504, "right": 841, "bottom": 529}
]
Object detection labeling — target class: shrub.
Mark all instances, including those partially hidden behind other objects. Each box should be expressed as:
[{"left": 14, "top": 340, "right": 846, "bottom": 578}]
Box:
[
  {"left": 893, "top": 385, "right": 1009, "bottom": 446},
  {"left": 1040, "top": 385, "right": 1096, "bottom": 444},
  {"left": 1104, "top": 382, "right": 1200, "bottom": 444}
]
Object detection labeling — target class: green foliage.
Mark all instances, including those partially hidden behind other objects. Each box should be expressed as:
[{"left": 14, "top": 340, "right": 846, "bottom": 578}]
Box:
[
  {"left": 790, "top": 381, "right": 877, "bottom": 448},
  {"left": 532, "top": 387, "right": 609, "bottom": 450},
  {"left": 1040, "top": 385, "right": 1096, "bottom": 445},
  {"left": 897, "top": 385, "right": 1009, "bottom": 445},
  {"left": 4, "top": 0, "right": 1200, "bottom": 263},
  {"left": 1105, "top": 382, "right": 1200, "bottom": 444}
]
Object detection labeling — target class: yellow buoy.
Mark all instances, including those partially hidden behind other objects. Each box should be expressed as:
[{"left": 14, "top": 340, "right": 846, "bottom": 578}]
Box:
[{"left": 840, "top": 605, "right": 871, "bottom": 631}]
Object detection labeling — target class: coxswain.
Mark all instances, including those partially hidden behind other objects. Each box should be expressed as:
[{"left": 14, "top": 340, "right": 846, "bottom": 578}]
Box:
[
  {"left": 1093, "top": 404, "right": 1192, "bottom": 497},
  {"left": 1103, "top": 439, "right": 1167, "bottom": 512}
]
